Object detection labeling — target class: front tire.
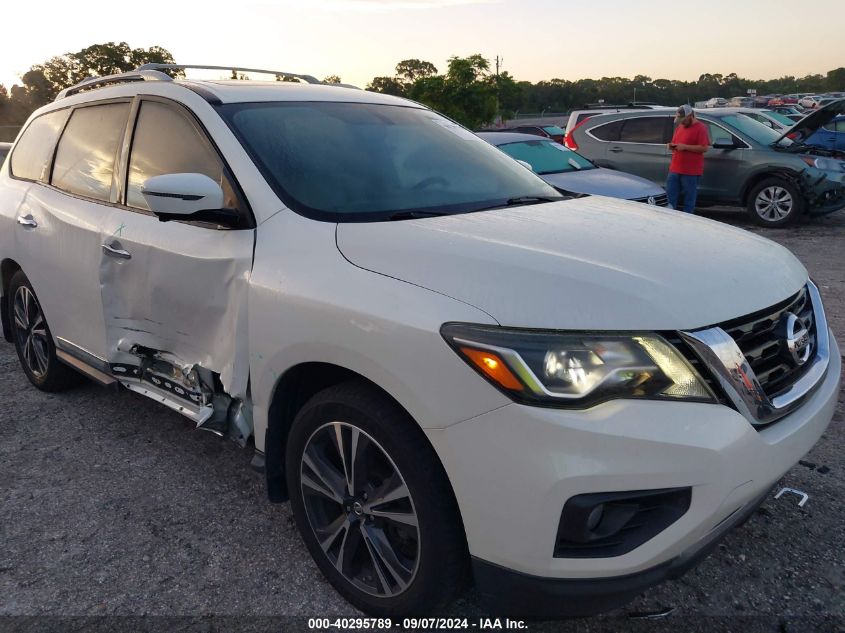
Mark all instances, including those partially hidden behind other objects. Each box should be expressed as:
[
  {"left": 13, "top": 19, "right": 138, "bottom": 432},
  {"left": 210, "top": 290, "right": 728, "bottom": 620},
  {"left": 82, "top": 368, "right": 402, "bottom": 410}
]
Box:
[
  {"left": 746, "top": 177, "right": 804, "bottom": 227},
  {"left": 286, "top": 381, "right": 468, "bottom": 616},
  {"left": 8, "top": 270, "right": 80, "bottom": 391}
]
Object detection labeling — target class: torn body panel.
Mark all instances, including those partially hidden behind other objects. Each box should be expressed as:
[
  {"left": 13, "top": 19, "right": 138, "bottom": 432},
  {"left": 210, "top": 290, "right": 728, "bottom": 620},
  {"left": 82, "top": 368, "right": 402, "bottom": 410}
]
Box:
[{"left": 98, "top": 208, "right": 255, "bottom": 434}]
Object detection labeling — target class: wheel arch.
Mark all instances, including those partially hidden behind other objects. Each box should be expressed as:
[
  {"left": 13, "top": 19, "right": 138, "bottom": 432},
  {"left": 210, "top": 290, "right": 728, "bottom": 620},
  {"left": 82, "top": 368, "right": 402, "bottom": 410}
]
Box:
[
  {"left": 739, "top": 168, "right": 804, "bottom": 207},
  {"left": 1, "top": 258, "right": 22, "bottom": 343},
  {"left": 263, "top": 361, "right": 463, "bottom": 525}
]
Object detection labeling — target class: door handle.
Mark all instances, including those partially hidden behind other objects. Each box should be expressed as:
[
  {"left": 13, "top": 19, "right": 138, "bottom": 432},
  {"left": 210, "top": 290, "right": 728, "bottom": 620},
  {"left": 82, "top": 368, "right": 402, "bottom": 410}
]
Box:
[
  {"left": 102, "top": 243, "right": 132, "bottom": 260},
  {"left": 17, "top": 215, "right": 38, "bottom": 228},
  {"left": 609, "top": 147, "right": 623, "bottom": 153}
]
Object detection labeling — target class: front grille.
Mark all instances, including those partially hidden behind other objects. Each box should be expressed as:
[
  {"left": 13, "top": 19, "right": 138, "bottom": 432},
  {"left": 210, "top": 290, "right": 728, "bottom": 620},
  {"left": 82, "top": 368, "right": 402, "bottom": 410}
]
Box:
[
  {"left": 719, "top": 286, "right": 815, "bottom": 398},
  {"left": 632, "top": 193, "right": 669, "bottom": 207}
]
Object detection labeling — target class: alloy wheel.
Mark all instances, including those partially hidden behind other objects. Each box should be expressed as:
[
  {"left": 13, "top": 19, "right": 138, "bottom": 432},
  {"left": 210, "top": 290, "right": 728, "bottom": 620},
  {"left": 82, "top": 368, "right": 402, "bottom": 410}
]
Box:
[
  {"left": 13, "top": 286, "right": 49, "bottom": 377},
  {"left": 300, "top": 421, "right": 420, "bottom": 598},
  {"left": 755, "top": 186, "right": 794, "bottom": 221}
]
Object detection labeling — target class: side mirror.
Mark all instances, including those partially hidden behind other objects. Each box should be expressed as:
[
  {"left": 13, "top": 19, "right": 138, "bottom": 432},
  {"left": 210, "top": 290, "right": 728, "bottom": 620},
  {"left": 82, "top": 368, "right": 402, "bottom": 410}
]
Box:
[
  {"left": 712, "top": 138, "right": 736, "bottom": 150},
  {"left": 515, "top": 159, "right": 534, "bottom": 171},
  {"left": 141, "top": 173, "right": 239, "bottom": 227}
]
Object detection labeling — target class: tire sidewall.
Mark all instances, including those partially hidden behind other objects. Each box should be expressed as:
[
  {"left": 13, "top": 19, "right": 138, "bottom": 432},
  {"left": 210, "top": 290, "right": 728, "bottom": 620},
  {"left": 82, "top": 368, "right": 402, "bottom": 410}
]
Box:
[
  {"left": 285, "top": 393, "right": 458, "bottom": 616},
  {"left": 8, "top": 271, "right": 56, "bottom": 388},
  {"left": 747, "top": 177, "right": 804, "bottom": 227}
]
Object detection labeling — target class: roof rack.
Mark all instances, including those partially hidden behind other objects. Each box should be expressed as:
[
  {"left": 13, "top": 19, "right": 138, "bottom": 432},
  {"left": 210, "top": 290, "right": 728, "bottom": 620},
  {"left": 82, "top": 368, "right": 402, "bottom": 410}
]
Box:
[
  {"left": 55, "top": 63, "right": 324, "bottom": 101},
  {"left": 56, "top": 69, "right": 172, "bottom": 99},
  {"left": 137, "top": 64, "right": 322, "bottom": 85}
]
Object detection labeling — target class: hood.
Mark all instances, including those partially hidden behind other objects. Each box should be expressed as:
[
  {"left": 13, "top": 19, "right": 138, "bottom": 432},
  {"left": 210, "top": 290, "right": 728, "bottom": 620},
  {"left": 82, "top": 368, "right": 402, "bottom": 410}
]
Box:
[
  {"left": 541, "top": 167, "right": 664, "bottom": 200},
  {"left": 336, "top": 197, "right": 807, "bottom": 331},
  {"left": 775, "top": 97, "right": 845, "bottom": 144}
]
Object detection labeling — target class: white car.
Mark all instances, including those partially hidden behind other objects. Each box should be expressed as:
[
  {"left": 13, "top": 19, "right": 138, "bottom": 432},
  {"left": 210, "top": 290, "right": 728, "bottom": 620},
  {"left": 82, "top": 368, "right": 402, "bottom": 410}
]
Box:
[
  {"left": 703, "top": 97, "right": 727, "bottom": 108},
  {"left": 0, "top": 65, "right": 840, "bottom": 618}
]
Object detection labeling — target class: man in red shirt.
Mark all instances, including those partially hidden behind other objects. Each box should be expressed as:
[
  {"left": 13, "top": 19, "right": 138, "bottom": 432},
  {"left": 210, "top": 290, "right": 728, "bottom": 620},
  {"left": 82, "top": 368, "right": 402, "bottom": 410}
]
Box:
[{"left": 666, "top": 104, "right": 710, "bottom": 213}]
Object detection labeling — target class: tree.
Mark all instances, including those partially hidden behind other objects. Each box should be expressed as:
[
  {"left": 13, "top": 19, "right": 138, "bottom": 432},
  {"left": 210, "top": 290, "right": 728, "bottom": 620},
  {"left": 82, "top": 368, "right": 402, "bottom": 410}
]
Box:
[
  {"left": 323, "top": 75, "right": 342, "bottom": 84},
  {"left": 21, "top": 42, "right": 178, "bottom": 105},
  {"left": 395, "top": 59, "right": 438, "bottom": 84},
  {"left": 366, "top": 76, "right": 406, "bottom": 97},
  {"left": 827, "top": 67, "right": 845, "bottom": 91}
]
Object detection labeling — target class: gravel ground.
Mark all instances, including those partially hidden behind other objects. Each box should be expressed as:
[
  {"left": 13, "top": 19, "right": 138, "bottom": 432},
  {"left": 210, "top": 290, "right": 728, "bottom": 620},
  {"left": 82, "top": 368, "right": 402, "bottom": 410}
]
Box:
[{"left": 1, "top": 207, "right": 843, "bottom": 633}]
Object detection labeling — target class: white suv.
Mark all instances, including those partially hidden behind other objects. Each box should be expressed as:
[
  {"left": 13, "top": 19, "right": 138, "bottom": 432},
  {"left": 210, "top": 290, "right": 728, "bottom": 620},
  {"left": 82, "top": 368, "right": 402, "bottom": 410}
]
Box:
[{"left": 0, "top": 65, "right": 840, "bottom": 618}]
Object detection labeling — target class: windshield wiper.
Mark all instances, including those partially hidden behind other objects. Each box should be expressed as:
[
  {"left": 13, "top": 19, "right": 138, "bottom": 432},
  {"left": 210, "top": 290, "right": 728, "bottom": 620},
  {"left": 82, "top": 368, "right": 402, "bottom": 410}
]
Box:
[
  {"left": 504, "top": 196, "right": 562, "bottom": 206},
  {"left": 388, "top": 210, "right": 450, "bottom": 221}
]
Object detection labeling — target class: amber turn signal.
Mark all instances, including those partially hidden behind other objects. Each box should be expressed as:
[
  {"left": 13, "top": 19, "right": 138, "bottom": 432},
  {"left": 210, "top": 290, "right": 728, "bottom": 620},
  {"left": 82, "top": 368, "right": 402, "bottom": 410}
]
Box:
[{"left": 459, "top": 347, "right": 524, "bottom": 391}]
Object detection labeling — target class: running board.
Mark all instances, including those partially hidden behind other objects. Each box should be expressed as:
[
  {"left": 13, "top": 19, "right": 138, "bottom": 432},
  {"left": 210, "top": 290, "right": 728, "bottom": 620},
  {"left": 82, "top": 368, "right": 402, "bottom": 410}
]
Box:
[
  {"left": 56, "top": 349, "right": 118, "bottom": 389},
  {"left": 120, "top": 381, "right": 215, "bottom": 427}
]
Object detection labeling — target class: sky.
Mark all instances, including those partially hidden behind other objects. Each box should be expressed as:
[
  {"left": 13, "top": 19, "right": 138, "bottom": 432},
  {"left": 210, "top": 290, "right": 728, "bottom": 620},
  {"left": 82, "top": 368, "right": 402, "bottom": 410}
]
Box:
[{"left": 2, "top": 0, "right": 843, "bottom": 91}]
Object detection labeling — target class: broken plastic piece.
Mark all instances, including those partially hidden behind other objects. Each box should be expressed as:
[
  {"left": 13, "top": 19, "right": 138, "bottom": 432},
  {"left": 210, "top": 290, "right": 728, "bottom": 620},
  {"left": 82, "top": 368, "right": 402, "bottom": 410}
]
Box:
[
  {"left": 774, "top": 487, "right": 809, "bottom": 507},
  {"left": 798, "top": 460, "right": 816, "bottom": 470},
  {"left": 816, "top": 465, "right": 830, "bottom": 475},
  {"left": 628, "top": 606, "right": 676, "bottom": 620}
]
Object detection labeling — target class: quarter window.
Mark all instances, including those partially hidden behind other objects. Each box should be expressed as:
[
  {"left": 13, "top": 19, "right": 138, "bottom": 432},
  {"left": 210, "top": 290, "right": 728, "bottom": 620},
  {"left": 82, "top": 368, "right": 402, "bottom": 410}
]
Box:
[
  {"left": 589, "top": 120, "right": 623, "bottom": 141},
  {"left": 126, "top": 101, "right": 238, "bottom": 211},
  {"left": 9, "top": 109, "right": 70, "bottom": 182},
  {"left": 619, "top": 117, "right": 670, "bottom": 144},
  {"left": 52, "top": 103, "right": 130, "bottom": 202}
]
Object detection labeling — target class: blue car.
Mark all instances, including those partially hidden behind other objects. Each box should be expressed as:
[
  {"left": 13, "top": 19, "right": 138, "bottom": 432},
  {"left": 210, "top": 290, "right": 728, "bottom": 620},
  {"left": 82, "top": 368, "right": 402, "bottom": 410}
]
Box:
[{"left": 804, "top": 115, "right": 845, "bottom": 151}]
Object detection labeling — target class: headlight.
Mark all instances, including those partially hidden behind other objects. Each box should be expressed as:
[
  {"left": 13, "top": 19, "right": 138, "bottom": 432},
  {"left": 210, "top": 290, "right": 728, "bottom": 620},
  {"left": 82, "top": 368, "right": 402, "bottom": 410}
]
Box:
[
  {"left": 441, "top": 323, "right": 715, "bottom": 408},
  {"left": 801, "top": 156, "right": 845, "bottom": 172}
]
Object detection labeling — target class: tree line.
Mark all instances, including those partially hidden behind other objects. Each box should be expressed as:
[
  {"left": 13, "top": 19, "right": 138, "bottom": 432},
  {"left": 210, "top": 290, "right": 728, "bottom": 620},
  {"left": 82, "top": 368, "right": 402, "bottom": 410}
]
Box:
[{"left": 2, "top": 43, "right": 844, "bottom": 140}]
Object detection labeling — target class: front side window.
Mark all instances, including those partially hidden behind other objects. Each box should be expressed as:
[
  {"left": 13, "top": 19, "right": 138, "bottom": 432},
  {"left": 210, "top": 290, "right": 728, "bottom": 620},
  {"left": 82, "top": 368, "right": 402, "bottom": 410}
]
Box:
[
  {"left": 498, "top": 140, "right": 595, "bottom": 174},
  {"left": 9, "top": 109, "right": 70, "bottom": 181},
  {"left": 721, "top": 114, "right": 785, "bottom": 145},
  {"left": 126, "top": 101, "right": 238, "bottom": 211},
  {"left": 221, "top": 102, "right": 560, "bottom": 221},
  {"left": 52, "top": 103, "right": 130, "bottom": 202},
  {"left": 705, "top": 122, "right": 735, "bottom": 145},
  {"left": 619, "top": 117, "right": 670, "bottom": 144}
]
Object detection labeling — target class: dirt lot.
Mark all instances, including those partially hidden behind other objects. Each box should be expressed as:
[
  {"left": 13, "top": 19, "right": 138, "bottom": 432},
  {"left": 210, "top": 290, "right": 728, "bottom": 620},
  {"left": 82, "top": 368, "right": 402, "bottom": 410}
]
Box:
[{"left": 1, "top": 207, "right": 843, "bottom": 633}]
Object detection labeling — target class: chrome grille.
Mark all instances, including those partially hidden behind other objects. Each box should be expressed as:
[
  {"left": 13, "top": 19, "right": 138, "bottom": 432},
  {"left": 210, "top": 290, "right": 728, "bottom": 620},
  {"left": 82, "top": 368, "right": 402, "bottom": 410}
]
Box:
[
  {"left": 719, "top": 287, "right": 815, "bottom": 398},
  {"left": 632, "top": 193, "right": 669, "bottom": 207}
]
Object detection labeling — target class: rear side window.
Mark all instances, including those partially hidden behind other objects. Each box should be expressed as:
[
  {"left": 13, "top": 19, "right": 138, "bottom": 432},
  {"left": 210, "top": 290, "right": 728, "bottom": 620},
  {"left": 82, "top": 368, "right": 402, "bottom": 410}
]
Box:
[
  {"left": 619, "top": 117, "right": 670, "bottom": 144},
  {"left": 9, "top": 110, "right": 69, "bottom": 181},
  {"left": 589, "top": 120, "right": 623, "bottom": 141},
  {"left": 52, "top": 103, "right": 130, "bottom": 202},
  {"left": 126, "top": 101, "right": 238, "bottom": 211}
]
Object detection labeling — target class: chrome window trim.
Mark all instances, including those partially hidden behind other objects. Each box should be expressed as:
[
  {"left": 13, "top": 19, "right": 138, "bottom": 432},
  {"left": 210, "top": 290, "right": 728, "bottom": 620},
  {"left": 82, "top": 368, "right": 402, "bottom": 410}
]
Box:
[{"left": 680, "top": 280, "right": 830, "bottom": 426}]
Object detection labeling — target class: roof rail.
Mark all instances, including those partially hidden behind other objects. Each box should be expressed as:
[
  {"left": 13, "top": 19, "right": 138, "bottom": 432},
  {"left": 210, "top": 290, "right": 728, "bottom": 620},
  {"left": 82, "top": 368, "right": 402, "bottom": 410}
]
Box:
[
  {"left": 136, "top": 64, "right": 323, "bottom": 85},
  {"left": 56, "top": 69, "right": 172, "bottom": 100}
]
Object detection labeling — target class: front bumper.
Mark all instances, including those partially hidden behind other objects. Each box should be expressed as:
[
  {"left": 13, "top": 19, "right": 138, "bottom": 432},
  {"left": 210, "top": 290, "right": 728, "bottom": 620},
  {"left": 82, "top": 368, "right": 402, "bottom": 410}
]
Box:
[{"left": 426, "top": 331, "right": 840, "bottom": 615}]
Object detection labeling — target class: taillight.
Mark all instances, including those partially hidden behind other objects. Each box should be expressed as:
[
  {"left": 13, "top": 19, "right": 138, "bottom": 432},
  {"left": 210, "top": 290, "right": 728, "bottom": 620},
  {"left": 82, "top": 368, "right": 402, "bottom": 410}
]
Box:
[
  {"left": 787, "top": 132, "right": 798, "bottom": 139},
  {"left": 565, "top": 119, "right": 590, "bottom": 150}
]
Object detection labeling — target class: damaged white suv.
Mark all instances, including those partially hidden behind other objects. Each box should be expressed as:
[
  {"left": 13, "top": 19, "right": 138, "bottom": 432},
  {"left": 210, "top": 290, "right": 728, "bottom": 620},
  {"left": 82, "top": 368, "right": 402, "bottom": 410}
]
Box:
[{"left": 0, "top": 65, "right": 840, "bottom": 618}]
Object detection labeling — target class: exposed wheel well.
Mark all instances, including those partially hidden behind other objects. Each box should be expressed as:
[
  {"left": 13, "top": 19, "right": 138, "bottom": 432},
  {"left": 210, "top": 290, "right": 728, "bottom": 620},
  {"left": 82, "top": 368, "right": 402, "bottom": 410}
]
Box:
[
  {"left": 740, "top": 170, "right": 801, "bottom": 206},
  {"left": 1, "top": 259, "right": 22, "bottom": 343},
  {"left": 265, "top": 362, "right": 418, "bottom": 503}
]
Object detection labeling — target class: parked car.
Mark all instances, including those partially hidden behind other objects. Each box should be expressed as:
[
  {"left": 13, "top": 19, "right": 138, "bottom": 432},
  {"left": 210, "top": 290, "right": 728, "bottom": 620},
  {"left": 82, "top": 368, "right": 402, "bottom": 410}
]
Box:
[
  {"left": 0, "top": 142, "right": 11, "bottom": 165},
  {"left": 704, "top": 97, "right": 727, "bottom": 108},
  {"left": 727, "top": 96, "right": 755, "bottom": 108},
  {"left": 477, "top": 131, "right": 667, "bottom": 204},
  {"left": 505, "top": 124, "right": 566, "bottom": 144},
  {"left": 0, "top": 65, "right": 841, "bottom": 619},
  {"left": 803, "top": 115, "right": 845, "bottom": 152},
  {"left": 563, "top": 105, "right": 670, "bottom": 141},
  {"left": 753, "top": 94, "right": 778, "bottom": 108},
  {"left": 714, "top": 107, "right": 793, "bottom": 131},
  {"left": 770, "top": 105, "right": 807, "bottom": 123},
  {"left": 799, "top": 95, "right": 828, "bottom": 109},
  {"left": 569, "top": 100, "right": 845, "bottom": 226}
]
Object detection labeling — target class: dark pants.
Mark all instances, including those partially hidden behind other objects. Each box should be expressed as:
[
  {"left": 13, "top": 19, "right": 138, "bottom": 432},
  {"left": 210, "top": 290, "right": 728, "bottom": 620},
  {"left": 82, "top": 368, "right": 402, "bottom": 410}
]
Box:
[{"left": 666, "top": 173, "right": 700, "bottom": 213}]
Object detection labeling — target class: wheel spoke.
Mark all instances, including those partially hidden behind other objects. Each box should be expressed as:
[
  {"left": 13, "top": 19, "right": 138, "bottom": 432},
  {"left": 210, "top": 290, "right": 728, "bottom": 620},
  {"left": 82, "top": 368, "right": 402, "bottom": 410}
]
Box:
[
  {"left": 369, "top": 508, "right": 419, "bottom": 527},
  {"left": 331, "top": 423, "right": 353, "bottom": 496},
  {"left": 14, "top": 297, "right": 27, "bottom": 331},
  {"left": 32, "top": 339, "right": 49, "bottom": 375},
  {"left": 302, "top": 449, "right": 346, "bottom": 504},
  {"left": 361, "top": 523, "right": 413, "bottom": 593},
  {"left": 336, "top": 517, "right": 364, "bottom": 577},
  {"left": 364, "top": 472, "right": 411, "bottom": 511},
  {"left": 317, "top": 514, "right": 349, "bottom": 552}
]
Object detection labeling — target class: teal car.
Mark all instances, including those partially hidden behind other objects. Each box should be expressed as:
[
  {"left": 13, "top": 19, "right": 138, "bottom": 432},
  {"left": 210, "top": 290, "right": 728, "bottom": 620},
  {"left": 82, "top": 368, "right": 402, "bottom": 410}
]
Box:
[{"left": 569, "top": 99, "right": 845, "bottom": 226}]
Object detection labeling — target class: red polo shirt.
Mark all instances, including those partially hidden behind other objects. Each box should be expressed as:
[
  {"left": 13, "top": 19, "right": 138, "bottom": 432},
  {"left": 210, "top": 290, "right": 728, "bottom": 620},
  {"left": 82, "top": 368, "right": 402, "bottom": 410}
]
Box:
[{"left": 669, "top": 120, "right": 710, "bottom": 176}]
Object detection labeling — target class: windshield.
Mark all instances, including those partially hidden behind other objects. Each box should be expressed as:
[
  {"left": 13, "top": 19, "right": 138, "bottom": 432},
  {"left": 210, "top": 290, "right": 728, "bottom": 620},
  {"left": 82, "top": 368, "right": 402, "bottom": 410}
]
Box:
[
  {"left": 498, "top": 140, "right": 595, "bottom": 174},
  {"left": 221, "top": 102, "right": 560, "bottom": 221},
  {"left": 719, "top": 114, "right": 789, "bottom": 145}
]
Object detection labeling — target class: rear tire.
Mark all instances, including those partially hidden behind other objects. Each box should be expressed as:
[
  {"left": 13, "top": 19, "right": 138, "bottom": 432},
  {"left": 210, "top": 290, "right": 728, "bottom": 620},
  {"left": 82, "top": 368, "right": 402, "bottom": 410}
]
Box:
[
  {"left": 285, "top": 381, "right": 468, "bottom": 617},
  {"left": 746, "top": 177, "right": 804, "bottom": 227},
  {"left": 8, "top": 270, "right": 81, "bottom": 391}
]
